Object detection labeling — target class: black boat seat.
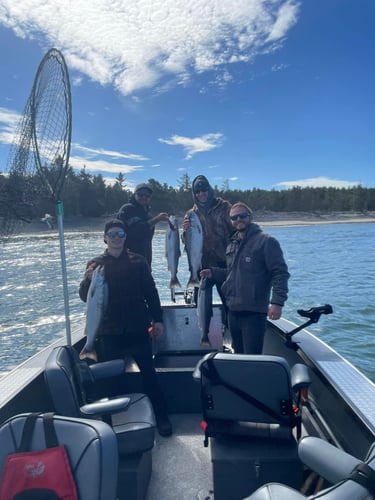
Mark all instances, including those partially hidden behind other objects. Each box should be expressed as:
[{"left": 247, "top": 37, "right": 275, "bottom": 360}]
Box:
[
  {"left": 244, "top": 436, "right": 375, "bottom": 500},
  {"left": 194, "top": 353, "right": 311, "bottom": 499},
  {"left": 44, "top": 345, "right": 156, "bottom": 500},
  {"left": 0, "top": 413, "right": 118, "bottom": 500},
  {"left": 194, "top": 352, "right": 310, "bottom": 440},
  {"left": 45, "top": 345, "right": 155, "bottom": 455}
]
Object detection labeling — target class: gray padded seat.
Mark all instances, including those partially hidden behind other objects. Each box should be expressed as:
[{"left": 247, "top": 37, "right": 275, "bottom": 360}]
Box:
[
  {"left": 244, "top": 436, "right": 375, "bottom": 500},
  {"left": 0, "top": 413, "right": 118, "bottom": 500},
  {"left": 44, "top": 345, "right": 155, "bottom": 455},
  {"left": 44, "top": 345, "right": 156, "bottom": 500}
]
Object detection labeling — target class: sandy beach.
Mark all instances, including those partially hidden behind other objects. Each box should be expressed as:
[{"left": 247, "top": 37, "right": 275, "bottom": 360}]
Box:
[
  {"left": 12, "top": 210, "right": 375, "bottom": 234},
  {"left": 254, "top": 210, "right": 375, "bottom": 227}
]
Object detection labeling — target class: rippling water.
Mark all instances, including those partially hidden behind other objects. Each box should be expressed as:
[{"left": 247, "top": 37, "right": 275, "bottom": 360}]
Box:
[{"left": 1, "top": 222, "right": 374, "bottom": 380}]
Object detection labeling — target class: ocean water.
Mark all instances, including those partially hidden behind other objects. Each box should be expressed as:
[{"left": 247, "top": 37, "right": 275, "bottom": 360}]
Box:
[{"left": 0, "top": 222, "right": 374, "bottom": 380}]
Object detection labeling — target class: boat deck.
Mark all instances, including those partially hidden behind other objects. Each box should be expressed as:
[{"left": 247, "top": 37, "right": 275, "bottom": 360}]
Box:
[
  {"left": 2, "top": 305, "right": 375, "bottom": 499},
  {"left": 147, "top": 413, "right": 212, "bottom": 500}
]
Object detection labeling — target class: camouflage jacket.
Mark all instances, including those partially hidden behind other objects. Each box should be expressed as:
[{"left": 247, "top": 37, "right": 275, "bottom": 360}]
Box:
[{"left": 183, "top": 197, "right": 233, "bottom": 268}]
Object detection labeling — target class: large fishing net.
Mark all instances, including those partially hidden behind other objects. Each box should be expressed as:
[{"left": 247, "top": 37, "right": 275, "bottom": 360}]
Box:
[{"left": 0, "top": 48, "right": 72, "bottom": 241}]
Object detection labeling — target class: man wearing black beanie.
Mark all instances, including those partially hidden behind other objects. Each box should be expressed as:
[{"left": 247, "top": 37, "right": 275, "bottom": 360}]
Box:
[
  {"left": 79, "top": 218, "right": 172, "bottom": 436},
  {"left": 182, "top": 175, "right": 233, "bottom": 342}
]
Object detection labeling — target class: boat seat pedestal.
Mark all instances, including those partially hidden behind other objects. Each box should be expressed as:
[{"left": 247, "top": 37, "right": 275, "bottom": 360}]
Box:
[
  {"left": 211, "top": 435, "right": 302, "bottom": 500},
  {"left": 244, "top": 437, "right": 375, "bottom": 500},
  {"left": 44, "top": 345, "right": 156, "bottom": 500}
]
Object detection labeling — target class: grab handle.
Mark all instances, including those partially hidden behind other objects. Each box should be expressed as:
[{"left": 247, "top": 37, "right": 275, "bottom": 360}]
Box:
[{"left": 284, "top": 304, "right": 333, "bottom": 348}]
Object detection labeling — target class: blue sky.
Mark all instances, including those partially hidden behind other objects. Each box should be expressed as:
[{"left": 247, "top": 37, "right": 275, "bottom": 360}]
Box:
[{"left": 0, "top": 0, "right": 374, "bottom": 192}]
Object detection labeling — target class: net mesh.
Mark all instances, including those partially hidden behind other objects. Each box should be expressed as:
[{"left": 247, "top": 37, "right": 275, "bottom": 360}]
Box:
[{"left": 0, "top": 48, "right": 71, "bottom": 240}]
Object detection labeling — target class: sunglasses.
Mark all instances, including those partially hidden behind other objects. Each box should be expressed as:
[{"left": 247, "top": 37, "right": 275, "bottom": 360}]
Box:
[
  {"left": 230, "top": 212, "right": 250, "bottom": 221},
  {"left": 136, "top": 191, "right": 152, "bottom": 198},
  {"left": 194, "top": 188, "right": 209, "bottom": 194},
  {"left": 106, "top": 230, "right": 126, "bottom": 239}
]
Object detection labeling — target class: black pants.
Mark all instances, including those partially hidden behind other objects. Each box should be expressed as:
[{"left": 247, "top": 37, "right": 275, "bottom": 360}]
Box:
[
  {"left": 228, "top": 311, "right": 267, "bottom": 354},
  {"left": 96, "top": 335, "right": 168, "bottom": 417}
]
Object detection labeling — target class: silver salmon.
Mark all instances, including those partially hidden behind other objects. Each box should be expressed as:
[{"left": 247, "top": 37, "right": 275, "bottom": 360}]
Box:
[
  {"left": 165, "top": 215, "right": 181, "bottom": 288},
  {"left": 197, "top": 277, "right": 213, "bottom": 345},
  {"left": 80, "top": 265, "right": 108, "bottom": 362},
  {"left": 184, "top": 212, "right": 203, "bottom": 288}
]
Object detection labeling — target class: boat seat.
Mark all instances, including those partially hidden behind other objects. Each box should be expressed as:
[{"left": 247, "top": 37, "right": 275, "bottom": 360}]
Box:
[
  {"left": 244, "top": 436, "right": 375, "bottom": 499},
  {"left": 194, "top": 352, "right": 310, "bottom": 441},
  {"left": 44, "top": 345, "right": 155, "bottom": 499},
  {"left": 193, "top": 352, "right": 311, "bottom": 500},
  {"left": 0, "top": 413, "right": 118, "bottom": 500}
]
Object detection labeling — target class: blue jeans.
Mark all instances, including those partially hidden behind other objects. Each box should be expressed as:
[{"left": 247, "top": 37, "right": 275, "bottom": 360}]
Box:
[{"left": 228, "top": 311, "right": 267, "bottom": 354}]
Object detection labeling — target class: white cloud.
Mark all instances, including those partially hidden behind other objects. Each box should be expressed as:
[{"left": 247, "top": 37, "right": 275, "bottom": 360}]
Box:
[
  {"left": 0, "top": 107, "right": 22, "bottom": 145},
  {"left": 271, "top": 63, "right": 289, "bottom": 72},
  {"left": 102, "top": 176, "right": 118, "bottom": 187},
  {"left": 72, "top": 143, "right": 148, "bottom": 162},
  {"left": 70, "top": 143, "right": 148, "bottom": 177},
  {"left": 266, "top": 0, "right": 300, "bottom": 42},
  {"left": 159, "top": 133, "right": 224, "bottom": 159},
  {"left": 0, "top": 106, "right": 148, "bottom": 176},
  {"left": 69, "top": 155, "right": 144, "bottom": 175},
  {"left": 276, "top": 176, "right": 361, "bottom": 189},
  {"left": 0, "top": 1, "right": 300, "bottom": 96}
]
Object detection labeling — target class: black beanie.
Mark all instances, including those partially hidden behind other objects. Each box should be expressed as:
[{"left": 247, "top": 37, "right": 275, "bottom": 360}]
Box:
[
  {"left": 192, "top": 175, "right": 210, "bottom": 193},
  {"left": 104, "top": 219, "right": 126, "bottom": 234}
]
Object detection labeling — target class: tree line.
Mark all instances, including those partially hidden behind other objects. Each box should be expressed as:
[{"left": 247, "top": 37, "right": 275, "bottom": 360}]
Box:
[{"left": 1, "top": 168, "right": 374, "bottom": 222}]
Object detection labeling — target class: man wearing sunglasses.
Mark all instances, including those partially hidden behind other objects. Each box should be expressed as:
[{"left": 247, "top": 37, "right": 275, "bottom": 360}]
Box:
[
  {"left": 201, "top": 202, "right": 290, "bottom": 355},
  {"left": 79, "top": 219, "right": 172, "bottom": 436},
  {"left": 182, "top": 175, "right": 233, "bottom": 339},
  {"left": 117, "top": 183, "right": 169, "bottom": 266}
]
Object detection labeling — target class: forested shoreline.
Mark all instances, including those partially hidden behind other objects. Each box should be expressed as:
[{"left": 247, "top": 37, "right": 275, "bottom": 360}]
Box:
[{"left": 1, "top": 169, "right": 374, "bottom": 222}]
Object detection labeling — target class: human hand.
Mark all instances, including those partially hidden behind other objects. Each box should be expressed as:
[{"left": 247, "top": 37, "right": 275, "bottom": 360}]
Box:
[
  {"left": 200, "top": 269, "right": 212, "bottom": 279},
  {"left": 268, "top": 304, "right": 282, "bottom": 320},
  {"left": 85, "top": 262, "right": 97, "bottom": 281},
  {"left": 182, "top": 219, "right": 190, "bottom": 231},
  {"left": 158, "top": 213, "right": 170, "bottom": 222},
  {"left": 152, "top": 322, "right": 164, "bottom": 340}
]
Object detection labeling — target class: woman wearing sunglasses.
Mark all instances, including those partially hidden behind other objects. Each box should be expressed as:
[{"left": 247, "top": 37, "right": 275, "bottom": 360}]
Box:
[
  {"left": 79, "top": 219, "right": 172, "bottom": 437},
  {"left": 200, "top": 202, "right": 290, "bottom": 355}
]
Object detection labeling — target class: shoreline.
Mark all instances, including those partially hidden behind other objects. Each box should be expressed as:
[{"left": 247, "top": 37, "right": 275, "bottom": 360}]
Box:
[
  {"left": 255, "top": 210, "right": 375, "bottom": 227},
  {"left": 12, "top": 210, "right": 375, "bottom": 233}
]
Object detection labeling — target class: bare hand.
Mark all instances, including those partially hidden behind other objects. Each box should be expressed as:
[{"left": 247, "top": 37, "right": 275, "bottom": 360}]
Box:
[
  {"left": 268, "top": 304, "right": 282, "bottom": 321},
  {"left": 200, "top": 269, "right": 212, "bottom": 279},
  {"left": 182, "top": 219, "right": 190, "bottom": 231},
  {"left": 152, "top": 322, "right": 164, "bottom": 340},
  {"left": 158, "top": 213, "right": 170, "bottom": 222},
  {"left": 150, "top": 213, "right": 170, "bottom": 225},
  {"left": 85, "top": 262, "right": 97, "bottom": 281}
]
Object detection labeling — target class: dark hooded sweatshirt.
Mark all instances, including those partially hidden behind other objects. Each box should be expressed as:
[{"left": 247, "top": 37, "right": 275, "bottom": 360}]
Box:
[
  {"left": 79, "top": 249, "right": 163, "bottom": 344},
  {"left": 117, "top": 195, "right": 154, "bottom": 265}
]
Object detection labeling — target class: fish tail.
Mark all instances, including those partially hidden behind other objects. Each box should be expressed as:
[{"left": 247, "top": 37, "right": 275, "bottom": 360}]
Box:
[
  {"left": 200, "top": 333, "right": 210, "bottom": 346},
  {"left": 79, "top": 346, "right": 98, "bottom": 363},
  {"left": 187, "top": 278, "right": 200, "bottom": 288},
  {"left": 83, "top": 338, "right": 94, "bottom": 352},
  {"left": 170, "top": 278, "right": 182, "bottom": 288}
]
